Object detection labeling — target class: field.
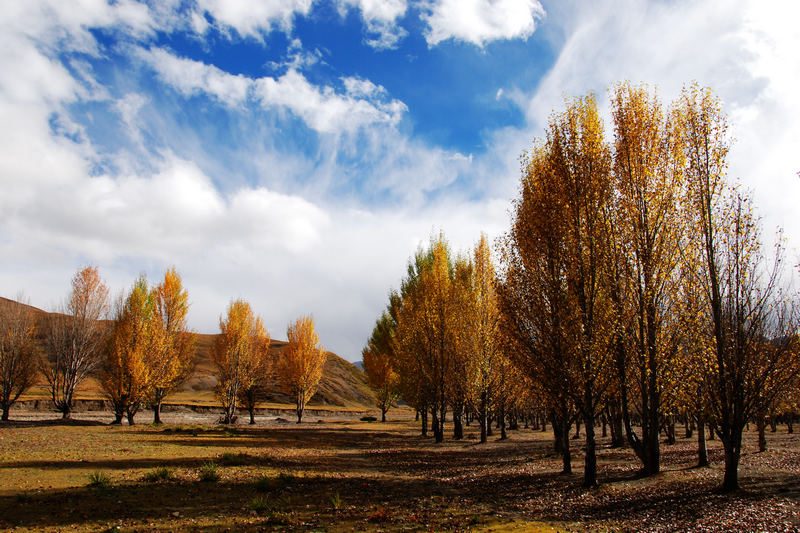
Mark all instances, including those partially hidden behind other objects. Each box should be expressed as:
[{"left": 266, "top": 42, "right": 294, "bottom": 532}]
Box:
[{"left": 1, "top": 411, "right": 799, "bottom": 532}]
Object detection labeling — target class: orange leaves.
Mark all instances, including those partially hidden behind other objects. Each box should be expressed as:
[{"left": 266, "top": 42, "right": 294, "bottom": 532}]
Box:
[
  {"left": 101, "top": 275, "right": 157, "bottom": 423},
  {"left": 276, "top": 315, "right": 326, "bottom": 422},
  {"left": 212, "top": 299, "right": 271, "bottom": 423},
  {"left": 150, "top": 268, "right": 196, "bottom": 418},
  {"left": 100, "top": 268, "right": 197, "bottom": 424}
]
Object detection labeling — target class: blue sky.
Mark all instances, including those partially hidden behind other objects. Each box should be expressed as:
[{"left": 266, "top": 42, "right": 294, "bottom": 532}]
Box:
[{"left": 1, "top": 0, "right": 799, "bottom": 361}]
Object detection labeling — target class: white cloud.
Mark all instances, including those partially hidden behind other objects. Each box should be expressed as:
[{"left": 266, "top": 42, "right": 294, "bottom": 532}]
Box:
[
  {"left": 337, "top": 0, "right": 408, "bottom": 49},
  {"left": 140, "top": 47, "right": 407, "bottom": 134},
  {"left": 114, "top": 93, "right": 149, "bottom": 144},
  {"left": 194, "top": 0, "right": 313, "bottom": 39},
  {"left": 141, "top": 47, "right": 251, "bottom": 107},
  {"left": 254, "top": 70, "right": 406, "bottom": 133},
  {"left": 422, "top": 0, "right": 545, "bottom": 47}
]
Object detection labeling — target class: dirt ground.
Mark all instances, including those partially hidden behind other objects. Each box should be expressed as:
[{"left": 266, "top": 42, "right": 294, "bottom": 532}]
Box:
[{"left": 1, "top": 410, "right": 798, "bottom": 532}]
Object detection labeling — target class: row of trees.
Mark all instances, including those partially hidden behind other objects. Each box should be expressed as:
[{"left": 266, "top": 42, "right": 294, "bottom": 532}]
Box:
[
  {"left": 212, "top": 301, "right": 327, "bottom": 424},
  {"left": 363, "top": 82, "right": 800, "bottom": 492},
  {"left": 0, "top": 268, "right": 328, "bottom": 424}
]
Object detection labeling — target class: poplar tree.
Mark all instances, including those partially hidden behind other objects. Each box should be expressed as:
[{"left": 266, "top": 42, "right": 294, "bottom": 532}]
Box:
[
  {"left": 363, "top": 311, "right": 400, "bottom": 422},
  {"left": 101, "top": 276, "right": 156, "bottom": 425},
  {"left": 212, "top": 299, "right": 271, "bottom": 424},
  {"left": 149, "top": 268, "right": 195, "bottom": 424},
  {"left": 277, "top": 316, "right": 326, "bottom": 423}
]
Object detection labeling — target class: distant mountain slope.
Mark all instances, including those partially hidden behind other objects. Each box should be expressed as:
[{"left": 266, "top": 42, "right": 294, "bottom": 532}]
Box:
[
  {"left": 2, "top": 296, "right": 375, "bottom": 409},
  {"left": 184, "top": 334, "right": 376, "bottom": 407}
]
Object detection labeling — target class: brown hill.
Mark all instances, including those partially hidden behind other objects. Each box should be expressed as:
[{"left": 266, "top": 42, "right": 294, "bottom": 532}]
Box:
[
  {"left": 183, "top": 333, "right": 376, "bottom": 408},
  {"left": 2, "top": 296, "right": 376, "bottom": 409}
]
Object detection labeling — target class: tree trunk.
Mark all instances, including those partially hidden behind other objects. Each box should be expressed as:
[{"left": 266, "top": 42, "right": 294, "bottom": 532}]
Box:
[
  {"left": 248, "top": 406, "right": 256, "bottom": 425},
  {"left": 453, "top": 407, "right": 463, "bottom": 440},
  {"left": 381, "top": 407, "right": 387, "bottom": 423},
  {"left": 553, "top": 413, "right": 563, "bottom": 454},
  {"left": 757, "top": 415, "right": 767, "bottom": 452},
  {"left": 437, "top": 405, "right": 446, "bottom": 443},
  {"left": 432, "top": 408, "right": 442, "bottom": 443},
  {"left": 573, "top": 419, "right": 581, "bottom": 440},
  {"left": 1, "top": 406, "right": 8, "bottom": 421},
  {"left": 296, "top": 392, "right": 305, "bottom": 424},
  {"left": 684, "top": 414, "right": 693, "bottom": 439},
  {"left": 696, "top": 417, "right": 709, "bottom": 467},
  {"left": 61, "top": 406, "right": 72, "bottom": 420},
  {"left": 479, "top": 390, "right": 488, "bottom": 444},
  {"left": 721, "top": 446, "right": 740, "bottom": 492},
  {"left": 583, "top": 411, "right": 598, "bottom": 487},
  {"left": 559, "top": 417, "right": 572, "bottom": 475},
  {"left": 666, "top": 415, "right": 676, "bottom": 445},
  {"left": 153, "top": 402, "right": 162, "bottom": 425},
  {"left": 421, "top": 407, "right": 428, "bottom": 437},
  {"left": 499, "top": 404, "right": 507, "bottom": 440},
  {"left": 126, "top": 410, "right": 136, "bottom": 426}
]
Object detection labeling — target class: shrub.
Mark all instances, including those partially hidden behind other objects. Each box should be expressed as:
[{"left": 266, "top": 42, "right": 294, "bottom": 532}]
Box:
[
  {"left": 329, "top": 491, "right": 343, "bottom": 510},
  {"left": 219, "top": 452, "right": 252, "bottom": 466},
  {"left": 254, "top": 472, "right": 295, "bottom": 492},
  {"left": 88, "top": 471, "right": 111, "bottom": 489},
  {"left": 143, "top": 466, "right": 173, "bottom": 482},
  {"left": 198, "top": 462, "right": 219, "bottom": 482},
  {"left": 249, "top": 494, "right": 290, "bottom": 514}
]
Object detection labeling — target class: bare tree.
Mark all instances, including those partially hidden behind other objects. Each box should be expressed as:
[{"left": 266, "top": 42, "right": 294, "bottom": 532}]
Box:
[
  {"left": 42, "top": 266, "right": 109, "bottom": 419},
  {"left": 0, "top": 296, "right": 39, "bottom": 421}
]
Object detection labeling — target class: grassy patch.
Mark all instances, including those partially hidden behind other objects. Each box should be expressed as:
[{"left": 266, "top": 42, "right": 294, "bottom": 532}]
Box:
[
  {"left": 142, "top": 466, "right": 173, "bottom": 482},
  {"left": 198, "top": 462, "right": 219, "bottom": 482},
  {"left": 87, "top": 471, "right": 111, "bottom": 489}
]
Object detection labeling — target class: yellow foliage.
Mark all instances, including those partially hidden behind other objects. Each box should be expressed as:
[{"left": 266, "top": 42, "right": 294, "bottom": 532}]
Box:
[{"left": 276, "top": 315, "right": 326, "bottom": 423}]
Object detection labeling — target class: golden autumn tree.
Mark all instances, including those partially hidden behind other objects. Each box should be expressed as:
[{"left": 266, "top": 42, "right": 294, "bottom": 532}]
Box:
[
  {"left": 499, "top": 94, "right": 616, "bottom": 486},
  {"left": 101, "top": 275, "right": 156, "bottom": 425},
  {"left": 677, "top": 84, "right": 800, "bottom": 490},
  {"left": 463, "top": 234, "right": 502, "bottom": 444},
  {"left": 0, "top": 295, "right": 39, "bottom": 421},
  {"left": 363, "top": 311, "right": 399, "bottom": 422},
  {"left": 499, "top": 139, "right": 578, "bottom": 474},
  {"left": 148, "top": 267, "right": 196, "bottom": 424},
  {"left": 42, "top": 266, "right": 109, "bottom": 419},
  {"left": 449, "top": 254, "right": 474, "bottom": 440},
  {"left": 395, "top": 234, "right": 457, "bottom": 443},
  {"left": 392, "top": 251, "right": 434, "bottom": 436},
  {"left": 277, "top": 315, "right": 327, "bottom": 424},
  {"left": 238, "top": 330, "right": 272, "bottom": 425},
  {"left": 212, "top": 299, "right": 271, "bottom": 424},
  {"left": 610, "top": 82, "right": 685, "bottom": 476}
]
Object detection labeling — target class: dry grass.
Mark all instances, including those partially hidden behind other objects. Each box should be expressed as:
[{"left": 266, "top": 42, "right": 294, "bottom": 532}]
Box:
[{"left": 1, "top": 415, "right": 799, "bottom": 532}]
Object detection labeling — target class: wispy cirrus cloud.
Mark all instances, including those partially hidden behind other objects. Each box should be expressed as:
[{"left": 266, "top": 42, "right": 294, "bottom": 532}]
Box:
[{"left": 139, "top": 47, "right": 407, "bottom": 134}]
